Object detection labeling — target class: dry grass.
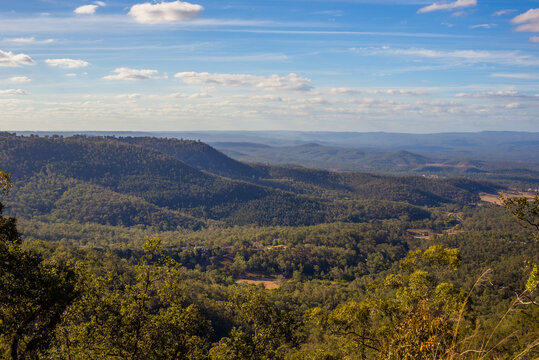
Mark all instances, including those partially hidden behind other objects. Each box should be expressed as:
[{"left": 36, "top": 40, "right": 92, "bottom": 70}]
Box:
[
  {"left": 236, "top": 278, "right": 281, "bottom": 290},
  {"left": 480, "top": 191, "right": 536, "bottom": 205}
]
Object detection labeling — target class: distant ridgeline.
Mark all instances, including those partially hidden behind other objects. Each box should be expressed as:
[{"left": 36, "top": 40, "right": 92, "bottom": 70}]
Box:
[{"left": 0, "top": 132, "right": 500, "bottom": 231}]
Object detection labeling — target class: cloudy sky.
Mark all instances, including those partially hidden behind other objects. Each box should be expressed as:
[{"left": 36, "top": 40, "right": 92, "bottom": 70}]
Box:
[{"left": 0, "top": 0, "right": 538, "bottom": 132}]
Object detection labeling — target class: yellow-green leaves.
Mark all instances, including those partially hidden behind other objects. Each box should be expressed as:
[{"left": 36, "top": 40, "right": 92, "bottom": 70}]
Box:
[
  {"left": 526, "top": 264, "right": 538, "bottom": 292},
  {"left": 422, "top": 245, "right": 461, "bottom": 270},
  {"left": 0, "top": 170, "right": 11, "bottom": 195}
]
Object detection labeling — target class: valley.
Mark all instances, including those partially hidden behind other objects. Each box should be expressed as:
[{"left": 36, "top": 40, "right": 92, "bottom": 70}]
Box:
[{"left": 0, "top": 132, "right": 537, "bottom": 359}]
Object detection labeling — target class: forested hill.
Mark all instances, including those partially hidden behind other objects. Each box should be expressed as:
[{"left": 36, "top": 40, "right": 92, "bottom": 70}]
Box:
[
  {"left": 115, "top": 136, "right": 262, "bottom": 179},
  {"left": 0, "top": 133, "right": 499, "bottom": 229}
]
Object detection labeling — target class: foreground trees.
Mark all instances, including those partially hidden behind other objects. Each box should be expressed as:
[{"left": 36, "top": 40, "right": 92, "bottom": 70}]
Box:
[
  {"left": 0, "top": 171, "right": 77, "bottom": 359},
  {"left": 298, "top": 245, "right": 466, "bottom": 360},
  {"left": 49, "top": 237, "right": 212, "bottom": 360}
]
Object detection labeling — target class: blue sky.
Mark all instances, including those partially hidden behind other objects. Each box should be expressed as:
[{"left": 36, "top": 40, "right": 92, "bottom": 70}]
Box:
[{"left": 0, "top": 0, "right": 538, "bottom": 132}]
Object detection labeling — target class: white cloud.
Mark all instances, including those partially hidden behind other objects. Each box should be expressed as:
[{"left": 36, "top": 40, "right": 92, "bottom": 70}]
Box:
[
  {"left": 511, "top": 9, "right": 539, "bottom": 32},
  {"left": 116, "top": 93, "right": 142, "bottom": 99},
  {"left": 65, "top": 73, "right": 78, "bottom": 77},
  {"left": 455, "top": 90, "right": 539, "bottom": 100},
  {"left": 74, "top": 5, "right": 99, "bottom": 15},
  {"left": 374, "top": 89, "right": 425, "bottom": 96},
  {"left": 531, "top": 36, "right": 539, "bottom": 42},
  {"left": 129, "top": 1, "right": 203, "bottom": 24},
  {"left": 174, "top": 72, "right": 313, "bottom": 91},
  {"left": 418, "top": 0, "right": 477, "bottom": 14},
  {"left": 357, "top": 47, "right": 539, "bottom": 66},
  {"left": 74, "top": 2, "right": 106, "bottom": 15},
  {"left": 330, "top": 87, "right": 361, "bottom": 95},
  {"left": 0, "top": 89, "right": 28, "bottom": 96},
  {"left": 451, "top": 11, "right": 465, "bottom": 17},
  {"left": 46, "top": 58, "right": 89, "bottom": 69},
  {"left": 469, "top": 24, "right": 492, "bottom": 29},
  {"left": 4, "top": 37, "right": 54, "bottom": 44},
  {"left": 256, "top": 74, "right": 313, "bottom": 92},
  {"left": 0, "top": 50, "right": 36, "bottom": 67},
  {"left": 492, "top": 9, "right": 516, "bottom": 16},
  {"left": 188, "top": 92, "right": 212, "bottom": 99},
  {"left": 491, "top": 73, "right": 539, "bottom": 80},
  {"left": 505, "top": 103, "right": 520, "bottom": 109},
  {"left": 8, "top": 76, "right": 31, "bottom": 83},
  {"left": 174, "top": 72, "right": 260, "bottom": 86},
  {"left": 103, "top": 67, "right": 159, "bottom": 80}
]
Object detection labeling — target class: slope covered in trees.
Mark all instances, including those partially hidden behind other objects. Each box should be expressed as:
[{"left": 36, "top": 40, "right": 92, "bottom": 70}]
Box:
[
  {"left": 0, "top": 135, "right": 537, "bottom": 359},
  {"left": 0, "top": 133, "right": 498, "bottom": 230}
]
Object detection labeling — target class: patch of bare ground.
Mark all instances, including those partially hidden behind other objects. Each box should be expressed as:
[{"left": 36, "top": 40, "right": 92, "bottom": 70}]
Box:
[
  {"left": 236, "top": 278, "right": 281, "bottom": 290},
  {"left": 479, "top": 191, "right": 536, "bottom": 205},
  {"left": 425, "top": 163, "right": 475, "bottom": 168},
  {"left": 407, "top": 227, "right": 463, "bottom": 240}
]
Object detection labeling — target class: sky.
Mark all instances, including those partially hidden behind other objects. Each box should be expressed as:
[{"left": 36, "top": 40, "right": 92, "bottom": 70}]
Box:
[{"left": 0, "top": 0, "right": 538, "bottom": 133}]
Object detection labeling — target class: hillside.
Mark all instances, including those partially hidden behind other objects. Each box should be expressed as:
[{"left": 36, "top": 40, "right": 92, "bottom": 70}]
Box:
[
  {"left": 213, "top": 141, "right": 539, "bottom": 187},
  {"left": 1, "top": 133, "right": 537, "bottom": 360},
  {"left": 0, "top": 133, "right": 499, "bottom": 230}
]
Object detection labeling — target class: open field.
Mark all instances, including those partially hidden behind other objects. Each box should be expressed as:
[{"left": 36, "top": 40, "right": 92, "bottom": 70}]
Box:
[
  {"left": 479, "top": 191, "right": 537, "bottom": 205},
  {"left": 236, "top": 278, "right": 281, "bottom": 290}
]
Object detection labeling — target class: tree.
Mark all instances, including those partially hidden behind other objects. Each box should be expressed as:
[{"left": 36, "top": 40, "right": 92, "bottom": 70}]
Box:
[
  {"left": 0, "top": 170, "right": 78, "bottom": 359},
  {"left": 50, "top": 237, "right": 212, "bottom": 359},
  {"left": 501, "top": 193, "right": 539, "bottom": 296},
  {"left": 209, "top": 287, "right": 302, "bottom": 360}
]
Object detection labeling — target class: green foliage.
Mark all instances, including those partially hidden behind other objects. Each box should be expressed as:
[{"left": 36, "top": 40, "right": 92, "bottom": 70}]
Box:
[
  {"left": 526, "top": 264, "right": 538, "bottom": 292},
  {"left": 0, "top": 171, "right": 78, "bottom": 359},
  {"left": 1, "top": 133, "right": 496, "bottom": 230},
  {"left": 49, "top": 237, "right": 212, "bottom": 359},
  {"left": 0, "top": 136, "right": 537, "bottom": 359},
  {"left": 0, "top": 170, "right": 11, "bottom": 195},
  {"left": 209, "top": 287, "right": 302, "bottom": 360},
  {"left": 501, "top": 192, "right": 539, "bottom": 241}
]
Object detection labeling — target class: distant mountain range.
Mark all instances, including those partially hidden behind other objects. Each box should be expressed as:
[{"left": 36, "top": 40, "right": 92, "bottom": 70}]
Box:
[{"left": 15, "top": 131, "right": 539, "bottom": 162}]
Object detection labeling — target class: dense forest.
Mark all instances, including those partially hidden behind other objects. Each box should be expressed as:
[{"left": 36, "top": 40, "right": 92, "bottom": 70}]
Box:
[{"left": 0, "top": 133, "right": 537, "bottom": 359}]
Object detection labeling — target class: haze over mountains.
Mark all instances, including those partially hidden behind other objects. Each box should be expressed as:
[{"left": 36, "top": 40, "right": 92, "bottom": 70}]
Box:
[
  {"left": 14, "top": 131, "right": 539, "bottom": 188},
  {"left": 16, "top": 130, "right": 539, "bottom": 161}
]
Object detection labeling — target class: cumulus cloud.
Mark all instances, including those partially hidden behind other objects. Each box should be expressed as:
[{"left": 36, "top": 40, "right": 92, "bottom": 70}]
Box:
[
  {"left": 103, "top": 68, "right": 160, "bottom": 80},
  {"left": 0, "top": 89, "right": 28, "bottom": 96},
  {"left": 511, "top": 9, "right": 539, "bottom": 32},
  {"left": 74, "top": 2, "right": 106, "bottom": 15},
  {"left": 174, "top": 72, "right": 313, "bottom": 91},
  {"left": 46, "top": 58, "right": 89, "bottom": 69},
  {"left": 129, "top": 1, "right": 203, "bottom": 24},
  {"left": 0, "top": 50, "right": 36, "bottom": 67},
  {"left": 4, "top": 37, "right": 54, "bottom": 44},
  {"left": 8, "top": 76, "right": 31, "bottom": 83},
  {"left": 418, "top": 0, "right": 476, "bottom": 14},
  {"left": 74, "top": 5, "right": 99, "bottom": 15}
]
